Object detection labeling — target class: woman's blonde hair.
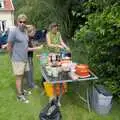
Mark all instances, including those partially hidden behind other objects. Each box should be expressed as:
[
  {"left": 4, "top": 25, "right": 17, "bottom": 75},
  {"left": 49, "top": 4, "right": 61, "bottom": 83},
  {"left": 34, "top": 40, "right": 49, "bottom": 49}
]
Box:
[{"left": 26, "top": 25, "right": 36, "bottom": 37}]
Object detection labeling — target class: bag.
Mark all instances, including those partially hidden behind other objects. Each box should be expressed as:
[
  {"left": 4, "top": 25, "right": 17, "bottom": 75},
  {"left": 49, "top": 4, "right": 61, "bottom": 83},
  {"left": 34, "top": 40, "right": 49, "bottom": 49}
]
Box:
[{"left": 39, "top": 99, "right": 62, "bottom": 120}]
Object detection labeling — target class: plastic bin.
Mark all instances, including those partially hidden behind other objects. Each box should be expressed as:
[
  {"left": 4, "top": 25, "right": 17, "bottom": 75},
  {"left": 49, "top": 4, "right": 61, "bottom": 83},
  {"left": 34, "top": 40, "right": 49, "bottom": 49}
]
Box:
[
  {"left": 44, "top": 82, "right": 54, "bottom": 97},
  {"left": 43, "top": 82, "right": 67, "bottom": 97},
  {"left": 92, "top": 85, "right": 113, "bottom": 115},
  {"left": 94, "top": 102, "right": 112, "bottom": 115}
]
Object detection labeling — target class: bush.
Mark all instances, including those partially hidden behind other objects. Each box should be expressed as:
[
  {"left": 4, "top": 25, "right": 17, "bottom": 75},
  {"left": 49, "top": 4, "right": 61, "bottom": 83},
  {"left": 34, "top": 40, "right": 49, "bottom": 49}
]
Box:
[{"left": 73, "top": 4, "right": 120, "bottom": 98}]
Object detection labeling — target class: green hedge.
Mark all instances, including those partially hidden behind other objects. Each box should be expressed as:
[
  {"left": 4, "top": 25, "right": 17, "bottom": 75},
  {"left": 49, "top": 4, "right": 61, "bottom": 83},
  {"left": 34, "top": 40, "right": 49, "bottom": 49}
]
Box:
[{"left": 73, "top": 3, "right": 120, "bottom": 98}]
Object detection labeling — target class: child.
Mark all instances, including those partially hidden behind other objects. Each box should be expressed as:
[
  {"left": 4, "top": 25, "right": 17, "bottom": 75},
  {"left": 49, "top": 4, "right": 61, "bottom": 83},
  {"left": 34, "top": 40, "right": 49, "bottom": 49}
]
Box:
[{"left": 25, "top": 25, "right": 43, "bottom": 90}]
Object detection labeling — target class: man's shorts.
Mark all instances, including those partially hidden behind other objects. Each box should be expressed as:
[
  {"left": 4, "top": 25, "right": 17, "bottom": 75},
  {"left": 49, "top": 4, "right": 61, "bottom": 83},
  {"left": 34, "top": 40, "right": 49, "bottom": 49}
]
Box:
[{"left": 12, "top": 61, "right": 30, "bottom": 76}]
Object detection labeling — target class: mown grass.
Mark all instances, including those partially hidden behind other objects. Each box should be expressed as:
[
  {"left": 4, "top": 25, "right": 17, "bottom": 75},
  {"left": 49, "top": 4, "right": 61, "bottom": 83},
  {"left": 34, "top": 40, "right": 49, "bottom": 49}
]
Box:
[{"left": 0, "top": 52, "right": 120, "bottom": 120}]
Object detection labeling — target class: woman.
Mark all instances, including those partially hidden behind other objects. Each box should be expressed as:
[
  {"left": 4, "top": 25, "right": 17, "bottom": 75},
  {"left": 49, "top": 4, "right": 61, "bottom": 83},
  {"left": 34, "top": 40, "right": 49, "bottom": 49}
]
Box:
[
  {"left": 45, "top": 23, "right": 70, "bottom": 106},
  {"left": 25, "top": 25, "right": 43, "bottom": 90},
  {"left": 46, "top": 23, "right": 70, "bottom": 53}
]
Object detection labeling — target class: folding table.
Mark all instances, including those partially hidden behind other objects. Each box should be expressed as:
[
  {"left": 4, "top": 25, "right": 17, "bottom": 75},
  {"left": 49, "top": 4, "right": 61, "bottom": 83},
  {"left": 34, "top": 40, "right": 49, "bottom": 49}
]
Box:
[{"left": 41, "top": 65, "right": 98, "bottom": 112}]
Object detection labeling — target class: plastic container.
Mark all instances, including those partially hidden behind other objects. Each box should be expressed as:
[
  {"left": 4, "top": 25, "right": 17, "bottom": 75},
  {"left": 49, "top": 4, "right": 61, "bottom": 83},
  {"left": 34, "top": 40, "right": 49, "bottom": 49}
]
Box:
[
  {"left": 60, "top": 48, "right": 71, "bottom": 60},
  {"left": 92, "top": 85, "right": 113, "bottom": 115},
  {"left": 94, "top": 102, "right": 112, "bottom": 115},
  {"left": 40, "top": 53, "right": 48, "bottom": 65},
  {"left": 43, "top": 82, "right": 67, "bottom": 97},
  {"left": 44, "top": 82, "right": 54, "bottom": 97},
  {"left": 75, "top": 64, "right": 90, "bottom": 77}
]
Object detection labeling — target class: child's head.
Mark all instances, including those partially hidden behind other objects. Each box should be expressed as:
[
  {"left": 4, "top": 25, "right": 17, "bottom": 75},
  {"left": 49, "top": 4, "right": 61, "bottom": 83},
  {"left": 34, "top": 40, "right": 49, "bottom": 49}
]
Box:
[{"left": 26, "top": 25, "right": 36, "bottom": 38}]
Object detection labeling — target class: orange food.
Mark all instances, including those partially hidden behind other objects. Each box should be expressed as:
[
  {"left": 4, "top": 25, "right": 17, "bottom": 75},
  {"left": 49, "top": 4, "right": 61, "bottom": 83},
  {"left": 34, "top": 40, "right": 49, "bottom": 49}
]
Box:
[{"left": 75, "top": 64, "right": 90, "bottom": 77}]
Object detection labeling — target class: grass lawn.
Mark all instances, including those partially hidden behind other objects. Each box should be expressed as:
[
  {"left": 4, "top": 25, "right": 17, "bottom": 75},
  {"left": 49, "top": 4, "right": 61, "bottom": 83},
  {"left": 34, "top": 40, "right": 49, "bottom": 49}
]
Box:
[{"left": 0, "top": 52, "right": 120, "bottom": 120}]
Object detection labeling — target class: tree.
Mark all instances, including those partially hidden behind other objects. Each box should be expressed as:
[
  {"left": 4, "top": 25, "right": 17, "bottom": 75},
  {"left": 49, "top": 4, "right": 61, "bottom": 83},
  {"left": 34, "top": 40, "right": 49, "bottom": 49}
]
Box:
[
  {"left": 14, "top": 0, "right": 88, "bottom": 40},
  {"left": 73, "top": 2, "right": 120, "bottom": 97}
]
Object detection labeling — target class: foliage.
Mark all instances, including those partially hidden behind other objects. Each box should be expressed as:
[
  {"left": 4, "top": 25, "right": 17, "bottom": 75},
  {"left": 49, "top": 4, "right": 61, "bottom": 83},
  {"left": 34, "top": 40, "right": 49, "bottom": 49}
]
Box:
[
  {"left": 13, "top": 0, "right": 88, "bottom": 40},
  {"left": 13, "top": 0, "right": 120, "bottom": 98},
  {"left": 73, "top": 3, "right": 120, "bottom": 97}
]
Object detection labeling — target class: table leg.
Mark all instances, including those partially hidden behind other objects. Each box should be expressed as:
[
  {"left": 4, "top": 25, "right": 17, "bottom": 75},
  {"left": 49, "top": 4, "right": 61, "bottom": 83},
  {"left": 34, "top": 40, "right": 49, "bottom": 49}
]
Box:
[
  {"left": 52, "top": 83, "right": 62, "bottom": 107},
  {"left": 76, "top": 81, "right": 93, "bottom": 112},
  {"left": 86, "top": 88, "right": 91, "bottom": 112},
  {"left": 57, "top": 83, "right": 63, "bottom": 106}
]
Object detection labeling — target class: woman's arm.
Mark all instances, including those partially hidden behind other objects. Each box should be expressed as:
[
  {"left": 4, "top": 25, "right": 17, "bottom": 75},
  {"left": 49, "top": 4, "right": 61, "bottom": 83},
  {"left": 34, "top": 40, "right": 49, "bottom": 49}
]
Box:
[
  {"left": 60, "top": 35, "right": 70, "bottom": 50},
  {"left": 28, "top": 45, "right": 43, "bottom": 51}
]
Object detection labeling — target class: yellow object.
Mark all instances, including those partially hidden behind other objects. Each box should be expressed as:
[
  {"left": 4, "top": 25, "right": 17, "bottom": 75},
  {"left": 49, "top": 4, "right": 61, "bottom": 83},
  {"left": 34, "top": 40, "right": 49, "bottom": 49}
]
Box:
[
  {"left": 43, "top": 82, "right": 67, "bottom": 97},
  {"left": 44, "top": 82, "right": 54, "bottom": 97}
]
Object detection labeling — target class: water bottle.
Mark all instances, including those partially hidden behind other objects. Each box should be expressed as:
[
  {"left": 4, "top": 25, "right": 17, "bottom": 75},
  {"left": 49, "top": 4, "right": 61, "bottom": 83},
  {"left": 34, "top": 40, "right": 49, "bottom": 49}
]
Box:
[{"left": 60, "top": 48, "right": 66, "bottom": 59}]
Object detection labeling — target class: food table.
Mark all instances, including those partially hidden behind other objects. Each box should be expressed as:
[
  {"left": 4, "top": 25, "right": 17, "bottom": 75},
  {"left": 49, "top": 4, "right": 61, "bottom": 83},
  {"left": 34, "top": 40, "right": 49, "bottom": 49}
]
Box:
[{"left": 41, "top": 64, "right": 98, "bottom": 112}]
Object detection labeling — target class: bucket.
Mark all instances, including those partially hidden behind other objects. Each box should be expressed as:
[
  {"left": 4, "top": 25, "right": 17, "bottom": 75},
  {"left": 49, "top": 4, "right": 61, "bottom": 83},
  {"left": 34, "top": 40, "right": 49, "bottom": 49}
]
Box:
[
  {"left": 43, "top": 82, "right": 67, "bottom": 97},
  {"left": 44, "top": 82, "right": 54, "bottom": 97},
  {"left": 92, "top": 85, "right": 113, "bottom": 115},
  {"left": 75, "top": 64, "right": 90, "bottom": 77}
]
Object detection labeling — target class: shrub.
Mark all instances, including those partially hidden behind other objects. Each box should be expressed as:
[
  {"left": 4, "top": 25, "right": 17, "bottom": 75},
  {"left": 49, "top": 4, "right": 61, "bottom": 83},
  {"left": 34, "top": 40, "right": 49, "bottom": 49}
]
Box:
[{"left": 73, "top": 4, "right": 120, "bottom": 98}]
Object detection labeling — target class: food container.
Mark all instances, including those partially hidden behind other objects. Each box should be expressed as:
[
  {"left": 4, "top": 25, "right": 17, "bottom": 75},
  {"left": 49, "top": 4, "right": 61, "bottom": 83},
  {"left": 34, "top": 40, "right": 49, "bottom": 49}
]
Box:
[
  {"left": 61, "top": 59, "right": 71, "bottom": 71},
  {"left": 69, "top": 62, "right": 77, "bottom": 72},
  {"left": 68, "top": 71, "right": 79, "bottom": 80},
  {"left": 48, "top": 53, "right": 61, "bottom": 67},
  {"left": 75, "top": 64, "right": 90, "bottom": 77},
  {"left": 46, "top": 66, "right": 52, "bottom": 76},
  {"left": 51, "top": 67, "right": 59, "bottom": 77},
  {"left": 60, "top": 49, "right": 71, "bottom": 60}
]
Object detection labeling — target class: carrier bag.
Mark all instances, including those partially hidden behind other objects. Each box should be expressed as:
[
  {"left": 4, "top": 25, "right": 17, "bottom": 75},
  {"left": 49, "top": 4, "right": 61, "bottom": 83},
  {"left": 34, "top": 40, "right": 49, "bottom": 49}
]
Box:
[{"left": 39, "top": 99, "right": 62, "bottom": 120}]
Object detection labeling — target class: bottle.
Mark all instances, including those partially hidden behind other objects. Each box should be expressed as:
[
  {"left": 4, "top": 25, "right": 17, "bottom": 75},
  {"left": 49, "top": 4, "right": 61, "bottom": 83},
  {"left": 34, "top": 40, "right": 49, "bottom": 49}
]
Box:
[{"left": 60, "top": 48, "right": 66, "bottom": 59}]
